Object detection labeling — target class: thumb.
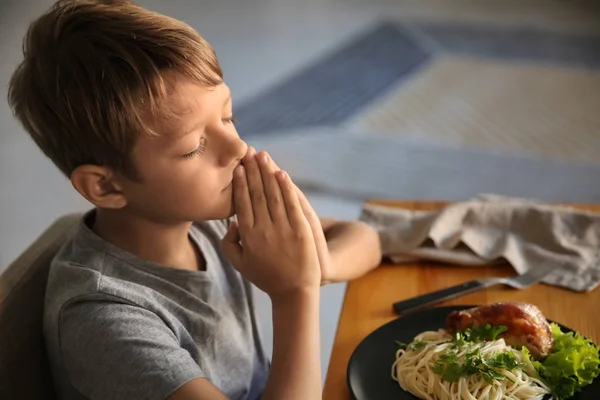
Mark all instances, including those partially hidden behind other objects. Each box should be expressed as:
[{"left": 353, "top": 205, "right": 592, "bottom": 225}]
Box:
[{"left": 220, "top": 220, "right": 243, "bottom": 268}]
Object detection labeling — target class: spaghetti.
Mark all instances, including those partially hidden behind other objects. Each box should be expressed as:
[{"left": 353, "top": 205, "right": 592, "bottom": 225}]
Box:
[{"left": 391, "top": 330, "right": 552, "bottom": 400}]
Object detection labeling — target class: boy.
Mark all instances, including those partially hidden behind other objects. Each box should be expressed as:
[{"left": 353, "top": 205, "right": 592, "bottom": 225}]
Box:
[{"left": 7, "top": 1, "right": 381, "bottom": 399}]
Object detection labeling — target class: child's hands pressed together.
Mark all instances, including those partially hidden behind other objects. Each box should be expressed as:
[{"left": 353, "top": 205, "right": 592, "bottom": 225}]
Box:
[
  {"left": 220, "top": 147, "right": 321, "bottom": 299},
  {"left": 258, "top": 154, "right": 335, "bottom": 285}
]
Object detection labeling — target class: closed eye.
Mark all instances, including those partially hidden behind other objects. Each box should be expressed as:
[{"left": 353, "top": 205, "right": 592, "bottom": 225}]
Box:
[
  {"left": 183, "top": 147, "right": 204, "bottom": 159},
  {"left": 223, "top": 115, "right": 237, "bottom": 124},
  {"left": 183, "top": 137, "right": 207, "bottom": 159}
]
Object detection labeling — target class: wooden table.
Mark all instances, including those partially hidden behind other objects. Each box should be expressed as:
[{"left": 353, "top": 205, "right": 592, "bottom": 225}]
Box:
[{"left": 323, "top": 200, "right": 600, "bottom": 400}]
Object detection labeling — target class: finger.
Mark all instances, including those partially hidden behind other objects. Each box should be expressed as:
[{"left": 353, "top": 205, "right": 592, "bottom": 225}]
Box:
[
  {"left": 220, "top": 221, "right": 243, "bottom": 268},
  {"left": 293, "top": 183, "right": 322, "bottom": 229},
  {"left": 232, "top": 165, "right": 254, "bottom": 229},
  {"left": 268, "top": 155, "right": 281, "bottom": 171},
  {"left": 295, "top": 186, "right": 317, "bottom": 222},
  {"left": 257, "top": 152, "right": 286, "bottom": 224},
  {"left": 281, "top": 173, "right": 319, "bottom": 230},
  {"left": 295, "top": 186, "right": 331, "bottom": 281},
  {"left": 242, "top": 147, "right": 271, "bottom": 223},
  {"left": 276, "top": 170, "right": 306, "bottom": 230},
  {"left": 266, "top": 157, "right": 311, "bottom": 214}
]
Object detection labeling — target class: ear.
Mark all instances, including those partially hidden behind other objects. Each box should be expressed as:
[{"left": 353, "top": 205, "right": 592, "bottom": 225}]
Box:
[{"left": 71, "top": 165, "right": 127, "bottom": 209}]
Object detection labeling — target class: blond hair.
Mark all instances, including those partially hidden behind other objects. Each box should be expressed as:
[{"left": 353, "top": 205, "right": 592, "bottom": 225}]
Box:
[{"left": 8, "top": 0, "right": 222, "bottom": 178}]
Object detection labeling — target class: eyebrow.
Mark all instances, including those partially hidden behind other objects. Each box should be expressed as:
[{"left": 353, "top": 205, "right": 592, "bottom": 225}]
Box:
[
  {"left": 180, "top": 122, "right": 203, "bottom": 138},
  {"left": 177, "top": 89, "right": 233, "bottom": 137}
]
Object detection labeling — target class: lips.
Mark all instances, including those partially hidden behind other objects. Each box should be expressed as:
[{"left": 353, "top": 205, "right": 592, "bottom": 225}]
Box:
[{"left": 223, "top": 164, "right": 240, "bottom": 192}]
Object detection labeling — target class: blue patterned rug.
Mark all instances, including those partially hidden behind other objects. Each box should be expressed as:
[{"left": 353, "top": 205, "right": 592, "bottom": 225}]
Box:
[
  {"left": 235, "top": 21, "right": 600, "bottom": 137},
  {"left": 236, "top": 19, "right": 600, "bottom": 201}
]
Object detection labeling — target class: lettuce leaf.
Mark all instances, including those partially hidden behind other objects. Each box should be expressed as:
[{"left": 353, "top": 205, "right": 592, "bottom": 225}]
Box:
[
  {"left": 536, "top": 323, "right": 600, "bottom": 399},
  {"left": 520, "top": 346, "right": 542, "bottom": 378}
]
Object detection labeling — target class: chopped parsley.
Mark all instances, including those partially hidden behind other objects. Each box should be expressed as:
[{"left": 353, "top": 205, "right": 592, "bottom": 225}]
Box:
[
  {"left": 395, "top": 324, "right": 520, "bottom": 384},
  {"left": 453, "top": 323, "right": 508, "bottom": 343},
  {"left": 395, "top": 341, "right": 408, "bottom": 350},
  {"left": 396, "top": 339, "right": 426, "bottom": 351},
  {"left": 432, "top": 347, "right": 523, "bottom": 383}
]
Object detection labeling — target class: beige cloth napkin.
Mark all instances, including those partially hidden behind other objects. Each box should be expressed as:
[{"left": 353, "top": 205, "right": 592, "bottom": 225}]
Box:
[{"left": 359, "top": 194, "right": 600, "bottom": 292}]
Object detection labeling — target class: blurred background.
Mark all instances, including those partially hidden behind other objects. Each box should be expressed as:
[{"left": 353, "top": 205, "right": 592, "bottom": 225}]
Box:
[{"left": 1, "top": 0, "right": 599, "bottom": 380}]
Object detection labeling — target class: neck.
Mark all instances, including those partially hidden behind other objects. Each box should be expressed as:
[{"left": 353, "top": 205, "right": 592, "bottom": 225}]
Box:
[{"left": 92, "top": 208, "right": 204, "bottom": 271}]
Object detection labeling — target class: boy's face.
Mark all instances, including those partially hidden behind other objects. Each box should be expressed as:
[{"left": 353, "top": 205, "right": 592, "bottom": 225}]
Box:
[{"left": 118, "top": 78, "right": 247, "bottom": 223}]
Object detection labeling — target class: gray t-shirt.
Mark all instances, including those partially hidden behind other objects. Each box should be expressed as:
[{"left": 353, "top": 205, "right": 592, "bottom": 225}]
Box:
[{"left": 44, "top": 212, "right": 269, "bottom": 400}]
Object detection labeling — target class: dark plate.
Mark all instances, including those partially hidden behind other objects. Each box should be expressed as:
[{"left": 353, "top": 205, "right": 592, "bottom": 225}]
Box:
[{"left": 347, "top": 305, "right": 600, "bottom": 400}]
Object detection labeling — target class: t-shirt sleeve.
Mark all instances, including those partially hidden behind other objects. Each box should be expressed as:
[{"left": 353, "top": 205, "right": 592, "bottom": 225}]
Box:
[{"left": 58, "top": 299, "right": 204, "bottom": 400}]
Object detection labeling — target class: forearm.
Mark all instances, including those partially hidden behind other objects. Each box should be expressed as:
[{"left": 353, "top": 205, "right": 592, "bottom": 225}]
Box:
[
  {"left": 261, "top": 288, "right": 322, "bottom": 400},
  {"left": 325, "top": 221, "right": 382, "bottom": 283}
]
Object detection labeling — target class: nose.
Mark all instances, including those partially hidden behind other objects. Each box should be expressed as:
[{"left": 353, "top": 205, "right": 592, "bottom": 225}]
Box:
[{"left": 218, "top": 130, "right": 247, "bottom": 167}]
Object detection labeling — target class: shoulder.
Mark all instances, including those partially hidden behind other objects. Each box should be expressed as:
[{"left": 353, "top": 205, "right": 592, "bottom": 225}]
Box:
[
  {"left": 55, "top": 299, "right": 203, "bottom": 400},
  {"left": 44, "top": 245, "right": 170, "bottom": 343}
]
